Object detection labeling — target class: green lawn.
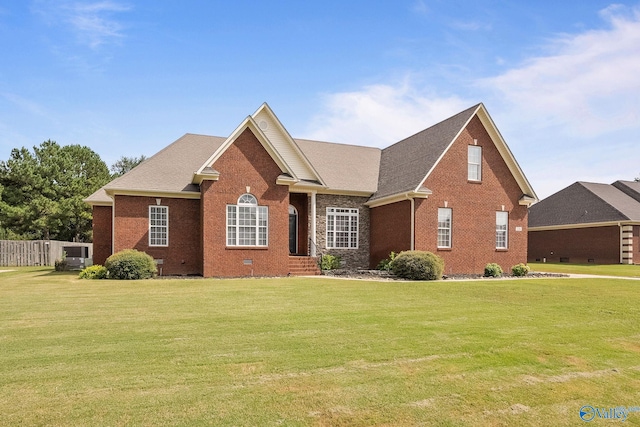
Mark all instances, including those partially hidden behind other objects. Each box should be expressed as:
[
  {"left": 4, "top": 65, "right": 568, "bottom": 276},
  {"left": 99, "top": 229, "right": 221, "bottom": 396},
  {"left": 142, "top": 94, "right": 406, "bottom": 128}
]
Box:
[
  {"left": 529, "top": 262, "right": 640, "bottom": 277},
  {"left": 1, "top": 268, "right": 640, "bottom": 426}
]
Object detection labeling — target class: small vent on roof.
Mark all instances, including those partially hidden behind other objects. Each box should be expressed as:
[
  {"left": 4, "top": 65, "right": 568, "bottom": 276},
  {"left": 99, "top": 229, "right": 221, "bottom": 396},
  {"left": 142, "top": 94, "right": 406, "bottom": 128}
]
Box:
[{"left": 258, "top": 120, "right": 269, "bottom": 131}]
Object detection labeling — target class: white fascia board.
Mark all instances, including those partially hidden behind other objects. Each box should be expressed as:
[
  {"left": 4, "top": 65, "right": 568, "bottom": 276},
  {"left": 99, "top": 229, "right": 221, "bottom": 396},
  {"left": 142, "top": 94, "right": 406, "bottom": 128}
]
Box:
[
  {"left": 528, "top": 221, "right": 638, "bottom": 232},
  {"left": 413, "top": 107, "right": 478, "bottom": 194},
  {"left": 475, "top": 105, "right": 538, "bottom": 202},
  {"left": 252, "top": 103, "right": 326, "bottom": 186},
  {"left": 105, "top": 189, "right": 202, "bottom": 200},
  {"left": 193, "top": 115, "right": 299, "bottom": 181},
  {"left": 85, "top": 199, "right": 113, "bottom": 207},
  {"left": 366, "top": 189, "right": 432, "bottom": 208}
]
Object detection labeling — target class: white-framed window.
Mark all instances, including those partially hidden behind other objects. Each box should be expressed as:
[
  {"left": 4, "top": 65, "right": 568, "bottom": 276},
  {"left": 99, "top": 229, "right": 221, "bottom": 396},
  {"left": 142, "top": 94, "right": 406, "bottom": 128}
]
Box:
[
  {"left": 468, "top": 145, "right": 482, "bottom": 181},
  {"left": 326, "top": 207, "right": 359, "bottom": 249},
  {"left": 149, "top": 205, "right": 168, "bottom": 246},
  {"left": 227, "top": 194, "right": 268, "bottom": 247},
  {"left": 496, "top": 211, "right": 508, "bottom": 249},
  {"left": 437, "top": 207, "right": 452, "bottom": 248}
]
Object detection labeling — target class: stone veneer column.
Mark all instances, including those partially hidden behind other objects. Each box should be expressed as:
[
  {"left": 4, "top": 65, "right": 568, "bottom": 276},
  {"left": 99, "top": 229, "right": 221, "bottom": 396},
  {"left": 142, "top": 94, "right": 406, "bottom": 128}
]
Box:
[
  {"left": 315, "top": 194, "right": 370, "bottom": 269},
  {"left": 621, "top": 224, "right": 633, "bottom": 264}
]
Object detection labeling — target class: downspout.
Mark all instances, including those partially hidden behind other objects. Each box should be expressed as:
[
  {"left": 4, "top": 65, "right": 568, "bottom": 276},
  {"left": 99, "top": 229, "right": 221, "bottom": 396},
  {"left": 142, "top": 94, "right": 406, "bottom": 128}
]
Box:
[
  {"left": 405, "top": 193, "right": 415, "bottom": 251},
  {"left": 111, "top": 196, "right": 116, "bottom": 256},
  {"left": 619, "top": 222, "right": 623, "bottom": 264}
]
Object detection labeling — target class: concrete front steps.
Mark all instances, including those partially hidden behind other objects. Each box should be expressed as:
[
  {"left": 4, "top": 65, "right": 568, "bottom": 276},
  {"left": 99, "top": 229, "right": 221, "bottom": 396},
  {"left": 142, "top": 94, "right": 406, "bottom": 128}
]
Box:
[{"left": 288, "top": 256, "right": 321, "bottom": 276}]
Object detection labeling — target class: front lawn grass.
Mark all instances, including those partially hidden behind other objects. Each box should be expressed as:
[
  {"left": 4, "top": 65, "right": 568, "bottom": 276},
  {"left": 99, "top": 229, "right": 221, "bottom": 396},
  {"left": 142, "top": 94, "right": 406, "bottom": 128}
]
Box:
[
  {"left": 1, "top": 268, "right": 640, "bottom": 426},
  {"left": 529, "top": 262, "right": 640, "bottom": 277}
]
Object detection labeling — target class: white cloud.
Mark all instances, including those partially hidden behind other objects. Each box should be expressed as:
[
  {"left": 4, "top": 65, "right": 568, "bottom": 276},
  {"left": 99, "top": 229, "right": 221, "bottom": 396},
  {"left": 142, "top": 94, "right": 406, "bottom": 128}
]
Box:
[
  {"left": 480, "top": 4, "right": 640, "bottom": 138},
  {"left": 411, "top": 0, "right": 429, "bottom": 16},
  {"left": 33, "top": 0, "right": 131, "bottom": 49},
  {"left": 305, "top": 78, "right": 471, "bottom": 146},
  {"left": 305, "top": 5, "right": 640, "bottom": 199}
]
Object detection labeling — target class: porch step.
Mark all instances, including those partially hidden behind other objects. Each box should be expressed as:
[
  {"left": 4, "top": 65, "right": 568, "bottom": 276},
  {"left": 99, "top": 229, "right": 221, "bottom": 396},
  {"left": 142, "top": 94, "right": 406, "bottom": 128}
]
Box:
[{"left": 288, "top": 256, "right": 321, "bottom": 276}]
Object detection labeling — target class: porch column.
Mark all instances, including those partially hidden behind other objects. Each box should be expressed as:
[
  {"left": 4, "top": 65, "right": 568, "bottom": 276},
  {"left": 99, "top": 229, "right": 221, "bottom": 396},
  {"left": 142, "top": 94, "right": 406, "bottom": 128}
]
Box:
[
  {"left": 310, "top": 191, "right": 317, "bottom": 257},
  {"left": 621, "top": 224, "right": 633, "bottom": 264}
]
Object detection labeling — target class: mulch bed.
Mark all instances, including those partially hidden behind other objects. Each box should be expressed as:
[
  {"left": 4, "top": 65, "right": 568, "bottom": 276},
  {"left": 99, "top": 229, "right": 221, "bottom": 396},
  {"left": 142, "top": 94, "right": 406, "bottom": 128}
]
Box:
[{"left": 322, "top": 269, "right": 568, "bottom": 281}]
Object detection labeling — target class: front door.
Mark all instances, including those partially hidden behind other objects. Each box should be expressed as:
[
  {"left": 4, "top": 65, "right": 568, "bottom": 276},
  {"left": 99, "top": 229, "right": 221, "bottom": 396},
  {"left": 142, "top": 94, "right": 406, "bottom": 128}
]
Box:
[{"left": 289, "top": 205, "right": 298, "bottom": 254}]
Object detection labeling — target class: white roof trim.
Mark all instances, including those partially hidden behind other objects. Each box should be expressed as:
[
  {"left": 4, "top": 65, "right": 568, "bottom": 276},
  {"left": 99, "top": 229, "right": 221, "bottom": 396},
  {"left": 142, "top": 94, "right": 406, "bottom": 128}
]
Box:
[
  {"left": 366, "top": 189, "right": 432, "bottom": 208},
  {"left": 475, "top": 105, "right": 538, "bottom": 202},
  {"left": 194, "top": 115, "right": 299, "bottom": 182},
  {"left": 105, "top": 188, "right": 202, "bottom": 200},
  {"left": 414, "top": 104, "right": 538, "bottom": 202},
  {"left": 413, "top": 107, "right": 477, "bottom": 194},
  {"left": 529, "top": 221, "right": 639, "bottom": 232},
  {"left": 251, "top": 103, "right": 326, "bottom": 186}
]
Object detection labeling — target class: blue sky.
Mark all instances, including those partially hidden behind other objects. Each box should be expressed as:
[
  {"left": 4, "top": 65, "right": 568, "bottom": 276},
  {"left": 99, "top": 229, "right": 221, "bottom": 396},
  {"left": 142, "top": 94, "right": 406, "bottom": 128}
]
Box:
[{"left": 1, "top": 1, "right": 639, "bottom": 199}]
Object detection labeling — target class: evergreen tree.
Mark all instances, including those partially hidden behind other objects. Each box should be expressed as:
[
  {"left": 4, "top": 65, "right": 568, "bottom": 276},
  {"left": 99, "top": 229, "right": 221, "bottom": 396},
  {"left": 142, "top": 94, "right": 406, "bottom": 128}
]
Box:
[{"left": 0, "top": 140, "right": 111, "bottom": 241}]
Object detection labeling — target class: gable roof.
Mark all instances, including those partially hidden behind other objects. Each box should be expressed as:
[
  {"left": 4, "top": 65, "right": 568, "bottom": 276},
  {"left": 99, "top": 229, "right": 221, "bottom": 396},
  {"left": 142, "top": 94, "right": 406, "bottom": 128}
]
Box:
[
  {"left": 369, "top": 103, "right": 537, "bottom": 206},
  {"left": 613, "top": 180, "right": 640, "bottom": 203},
  {"left": 193, "top": 103, "right": 325, "bottom": 187},
  {"left": 85, "top": 133, "right": 225, "bottom": 204},
  {"left": 529, "top": 181, "right": 640, "bottom": 229},
  {"left": 372, "top": 104, "right": 479, "bottom": 202},
  {"left": 86, "top": 102, "right": 536, "bottom": 207}
]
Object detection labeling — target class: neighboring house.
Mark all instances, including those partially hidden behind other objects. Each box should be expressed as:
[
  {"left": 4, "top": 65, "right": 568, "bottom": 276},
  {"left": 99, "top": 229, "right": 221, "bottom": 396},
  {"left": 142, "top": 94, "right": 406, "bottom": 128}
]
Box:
[
  {"left": 528, "top": 181, "right": 640, "bottom": 264},
  {"left": 85, "top": 102, "right": 537, "bottom": 277}
]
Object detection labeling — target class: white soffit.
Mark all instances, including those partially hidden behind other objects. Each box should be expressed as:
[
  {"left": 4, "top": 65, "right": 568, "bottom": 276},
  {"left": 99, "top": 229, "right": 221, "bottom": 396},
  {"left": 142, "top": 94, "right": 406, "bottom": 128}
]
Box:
[{"left": 252, "top": 105, "right": 323, "bottom": 184}]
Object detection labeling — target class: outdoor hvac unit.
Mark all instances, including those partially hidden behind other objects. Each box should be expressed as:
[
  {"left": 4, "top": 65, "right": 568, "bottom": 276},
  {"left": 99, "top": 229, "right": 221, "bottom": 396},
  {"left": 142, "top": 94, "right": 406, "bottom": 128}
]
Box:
[{"left": 64, "top": 246, "right": 91, "bottom": 270}]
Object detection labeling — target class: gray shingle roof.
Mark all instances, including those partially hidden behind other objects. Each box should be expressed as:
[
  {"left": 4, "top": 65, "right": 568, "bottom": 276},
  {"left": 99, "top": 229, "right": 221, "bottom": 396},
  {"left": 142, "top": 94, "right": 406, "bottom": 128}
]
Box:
[
  {"left": 87, "top": 103, "right": 526, "bottom": 206},
  {"left": 371, "top": 104, "right": 480, "bottom": 201},
  {"left": 294, "top": 138, "right": 380, "bottom": 193},
  {"left": 85, "top": 133, "right": 226, "bottom": 204},
  {"left": 613, "top": 180, "right": 640, "bottom": 203},
  {"left": 529, "top": 181, "right": 640, "bottom": 228}
]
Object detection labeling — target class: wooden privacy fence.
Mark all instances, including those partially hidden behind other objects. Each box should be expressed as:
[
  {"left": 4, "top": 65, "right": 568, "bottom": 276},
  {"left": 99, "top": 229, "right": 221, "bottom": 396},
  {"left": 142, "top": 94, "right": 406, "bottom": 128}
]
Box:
[{"left": 0, "top": 240, "right": 93, "bottom": 267}]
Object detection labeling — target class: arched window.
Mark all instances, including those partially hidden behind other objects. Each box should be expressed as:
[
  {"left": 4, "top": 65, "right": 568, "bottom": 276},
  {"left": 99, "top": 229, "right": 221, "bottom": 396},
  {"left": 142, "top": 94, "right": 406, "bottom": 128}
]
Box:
[{"left": 227, "top": 193, "right": 268, "bottom": 246}]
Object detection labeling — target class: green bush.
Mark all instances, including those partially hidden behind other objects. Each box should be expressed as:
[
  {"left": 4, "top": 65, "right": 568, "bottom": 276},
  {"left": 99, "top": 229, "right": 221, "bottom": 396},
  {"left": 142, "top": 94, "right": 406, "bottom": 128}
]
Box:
[
  {"left": 376, "top": 251, "right": 397, "bottom": 271},
  {"left": 54, "top": 258, "right": 69, "bottom": 272},
  {"left": 54, "top": 251, "right": 68, "bottom": 271},
  {"left": 320, "top": 254, "right": 341, "bottom": 270},
  {"left": 484, "top": 263, "right": 503, "bottom": 277},
  {"left": 511, "top": 263, "right": 530, "bottom": 277},
  {"left": 105, "top": 249, "right": 157, "bottom": 280},
  {"left": 390, "top": 250, "right": 444, "bottom": 281},
  {"left": 79, "top": 265, "right": 108, "bottom": 280}
]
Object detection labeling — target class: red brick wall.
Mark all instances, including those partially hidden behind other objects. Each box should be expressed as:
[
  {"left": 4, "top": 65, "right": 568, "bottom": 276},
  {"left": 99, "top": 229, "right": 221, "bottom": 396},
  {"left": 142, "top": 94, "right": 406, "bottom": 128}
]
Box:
[
  {"left": 369, "top": 200, "right": 412, "bottom": 268},
  {"left": 113, "top": 196, "right": 202, "bottom": 275},
  {"left": 92, "top": 205, "right": 113, "bottom": 266},
  {"left": 528, "top": 226, "right": 620, "bottom": 264},
  {"left": 201, "top": 128, "right": 289, "bottom": 277},
  {"left": 413, "top": 115, "right": 529, "bottom": 274}
]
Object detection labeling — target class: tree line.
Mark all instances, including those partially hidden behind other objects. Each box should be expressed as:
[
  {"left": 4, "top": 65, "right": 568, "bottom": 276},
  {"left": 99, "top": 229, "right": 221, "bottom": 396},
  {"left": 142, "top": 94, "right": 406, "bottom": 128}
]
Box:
[{"left": 0, "top": 140, "right": 145, "bottom": 242}]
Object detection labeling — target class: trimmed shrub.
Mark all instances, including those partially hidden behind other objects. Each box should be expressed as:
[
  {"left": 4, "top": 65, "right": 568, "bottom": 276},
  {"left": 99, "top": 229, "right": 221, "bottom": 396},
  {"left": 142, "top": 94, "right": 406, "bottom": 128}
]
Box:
[
  {"left": 376, "top": 251, "right": 397, "bottom": 272},
  {"left": 105, "top": 249, "right": 157, "bottom": 280},
  {"left": 390, "top": 250, "right": 444, "bottom": 281},
  {"left": 511, "top": 263, "right": 531, "bottom": 277},
  {"left": 79, "top": 265, "right": 108, "bottom": 280},
  {"left": 320, "top": 254, "right": 341, "bottom": 270},
  {"left": 484, "top": 263, "right": 503, "bottom": 277}
]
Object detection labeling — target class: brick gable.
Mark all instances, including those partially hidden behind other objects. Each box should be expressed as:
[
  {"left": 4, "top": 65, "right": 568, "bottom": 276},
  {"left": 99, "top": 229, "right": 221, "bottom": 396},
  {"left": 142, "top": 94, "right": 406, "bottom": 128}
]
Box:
[
  {"left": 201, "top": 128, "right": 290, "bottom": 277},
  {"left": 414, "top": 116, "right": 528, "bottom": 274}
]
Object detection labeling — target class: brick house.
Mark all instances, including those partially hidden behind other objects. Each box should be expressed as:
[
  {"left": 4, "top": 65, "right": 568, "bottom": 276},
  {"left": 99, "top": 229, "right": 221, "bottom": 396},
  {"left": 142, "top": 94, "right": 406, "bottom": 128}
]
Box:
[
  {"left": 528, "top": 181, "right": 640, "bottom": 264},
  {"left": 86, "top": 102, "right": 537, "bottom": 277}
]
